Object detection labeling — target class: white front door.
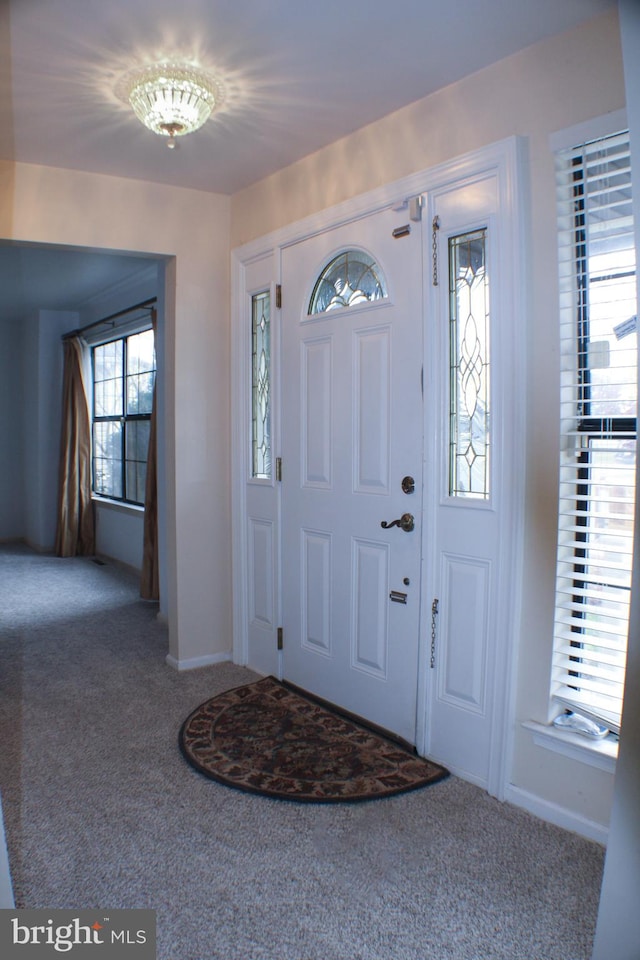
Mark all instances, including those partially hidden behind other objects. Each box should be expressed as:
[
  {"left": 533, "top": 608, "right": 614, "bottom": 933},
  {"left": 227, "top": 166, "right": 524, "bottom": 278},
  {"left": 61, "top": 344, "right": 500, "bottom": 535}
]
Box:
[{"left": 280, "top": 207, "right": 423, "bottom": 743}]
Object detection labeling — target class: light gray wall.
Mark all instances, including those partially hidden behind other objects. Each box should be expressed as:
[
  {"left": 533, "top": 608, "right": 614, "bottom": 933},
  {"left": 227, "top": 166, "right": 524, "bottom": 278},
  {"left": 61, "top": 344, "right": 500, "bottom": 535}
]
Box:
[
  {"left": 591, "top": 2, "right": 640, "bottom": 956},
  {"left": 0, "top": 320, "right": 24, "bottom": 539},
  {"left": 94, "top": 502, "right": 145, "bottom": 571},
  {"left": 23, "top": 310, "right": 76, "bottom": 552}
]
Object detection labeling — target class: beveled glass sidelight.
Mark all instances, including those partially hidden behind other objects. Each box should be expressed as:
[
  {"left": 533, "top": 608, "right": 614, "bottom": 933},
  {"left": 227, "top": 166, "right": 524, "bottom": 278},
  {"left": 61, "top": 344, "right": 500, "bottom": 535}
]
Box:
[
  {"left": 308, "top": 249, "right": 388, "bottom": 315},
  {"left": 448, "top": 229, "right": 490, "bottom": 499},
  {"left": 251, "top": 290, "right": 271, "bottom": 479}
]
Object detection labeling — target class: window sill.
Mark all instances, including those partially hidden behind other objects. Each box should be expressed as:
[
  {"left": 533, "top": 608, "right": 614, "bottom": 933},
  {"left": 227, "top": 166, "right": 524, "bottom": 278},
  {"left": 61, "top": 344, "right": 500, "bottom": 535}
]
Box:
[
  {"left": 92, "top": 496, "right": 144, "bottom": 517},
  {"left": 522, "top": 720, "right": 618, "bottom": 774}
]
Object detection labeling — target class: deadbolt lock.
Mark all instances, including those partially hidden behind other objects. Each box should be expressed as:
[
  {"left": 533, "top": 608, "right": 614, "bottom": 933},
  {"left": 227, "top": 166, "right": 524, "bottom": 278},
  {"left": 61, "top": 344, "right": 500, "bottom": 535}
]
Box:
[{"left": 401, "top": 476, "right": 415, "bottom": 494}]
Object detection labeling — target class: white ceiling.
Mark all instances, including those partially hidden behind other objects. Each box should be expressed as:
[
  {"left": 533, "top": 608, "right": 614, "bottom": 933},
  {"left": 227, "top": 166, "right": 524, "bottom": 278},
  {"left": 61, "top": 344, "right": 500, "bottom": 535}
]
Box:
[
  {"left": 0, "top": 0, "right": 616, "bottom": 319},
  {"left": 0, "top": 242, "right": 157, "bottom": 323}
]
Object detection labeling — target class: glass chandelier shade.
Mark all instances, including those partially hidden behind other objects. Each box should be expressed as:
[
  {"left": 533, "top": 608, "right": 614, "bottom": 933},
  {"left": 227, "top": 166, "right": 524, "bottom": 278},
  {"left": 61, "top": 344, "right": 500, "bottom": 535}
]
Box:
[{"left": 120, "top": 64, "right": 224, "bottom": 147}]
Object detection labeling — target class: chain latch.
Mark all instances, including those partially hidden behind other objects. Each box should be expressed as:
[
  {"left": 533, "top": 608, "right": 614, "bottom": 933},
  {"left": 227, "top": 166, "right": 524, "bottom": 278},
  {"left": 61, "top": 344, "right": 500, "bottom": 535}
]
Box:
[
  {"left": 432, "top": 215, "right": 440, "bottom": 286},
  {"left": 430, "top": 598, "right": 439, "bottom": 668}
]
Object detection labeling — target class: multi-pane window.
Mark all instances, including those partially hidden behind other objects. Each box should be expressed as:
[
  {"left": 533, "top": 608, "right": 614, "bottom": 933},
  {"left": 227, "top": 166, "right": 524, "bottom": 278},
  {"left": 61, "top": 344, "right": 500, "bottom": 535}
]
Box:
[
  {"left": 92, "top": 329, "right": 156, "bottom": 505},
  {"left": 552, "top": 130, "right": 636, "bottom": 733}
]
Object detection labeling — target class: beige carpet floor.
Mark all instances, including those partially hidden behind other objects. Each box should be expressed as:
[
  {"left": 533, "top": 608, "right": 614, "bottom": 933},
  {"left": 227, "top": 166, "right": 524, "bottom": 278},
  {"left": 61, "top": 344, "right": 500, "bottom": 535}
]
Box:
[{"left": 0, "top": 545, "right": 604, "bottom": 960}]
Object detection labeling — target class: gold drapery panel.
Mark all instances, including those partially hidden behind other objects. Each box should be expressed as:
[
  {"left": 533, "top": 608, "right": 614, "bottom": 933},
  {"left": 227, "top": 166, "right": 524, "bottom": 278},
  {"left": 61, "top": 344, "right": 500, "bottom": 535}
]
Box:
[{"left": 54, "top": 336, "right": 95, "bottom": 557}]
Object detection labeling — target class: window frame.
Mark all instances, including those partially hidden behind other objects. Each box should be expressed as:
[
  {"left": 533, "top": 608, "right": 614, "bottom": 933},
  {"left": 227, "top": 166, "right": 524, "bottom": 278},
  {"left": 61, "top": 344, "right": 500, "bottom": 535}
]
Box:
[
  {"left": 91, "top": 328, "right": 156, "bottom": 507},
  {"left": 551, "top": 127, "right": 636, "bottom": 735}
]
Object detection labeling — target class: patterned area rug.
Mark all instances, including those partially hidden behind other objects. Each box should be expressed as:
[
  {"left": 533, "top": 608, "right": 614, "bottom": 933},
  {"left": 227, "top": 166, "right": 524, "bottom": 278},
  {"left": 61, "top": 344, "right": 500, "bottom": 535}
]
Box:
[{"left": 179, "top": 676, "right": 448, "bottom": 802}]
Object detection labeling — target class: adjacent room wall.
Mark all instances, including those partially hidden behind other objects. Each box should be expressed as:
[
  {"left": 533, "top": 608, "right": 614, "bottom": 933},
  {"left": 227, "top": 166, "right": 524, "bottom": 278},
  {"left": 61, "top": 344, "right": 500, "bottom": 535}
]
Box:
[
  {"left": 94, "top": 503, "right": 145, "bottom": 572},
  {"left": 23, "top": 309, "right": 77, "bottom": 552},
  {"left": 1, "top": 307, "right": 77, "bottom": 552},
  {"left": 0, "top": 318, "right": 24, "bottom": 540},
  {"left": 2, "top": 279, "right": 156, "bottom": 570},
  {"left": 230, "top": 8, "right": 626, "bottom": 832},
  {"left": 7, "top": 166, "right": 231, "bottom": 667}
]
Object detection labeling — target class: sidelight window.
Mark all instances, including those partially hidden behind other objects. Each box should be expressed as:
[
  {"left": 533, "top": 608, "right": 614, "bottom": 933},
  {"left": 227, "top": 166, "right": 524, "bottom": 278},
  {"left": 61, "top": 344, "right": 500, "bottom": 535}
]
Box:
[
  {"left": 251, "top": 290, "right": 272, "bottom": 479},
  {"left": 448, "top": 228, "right": 490, "bottom": 499}
]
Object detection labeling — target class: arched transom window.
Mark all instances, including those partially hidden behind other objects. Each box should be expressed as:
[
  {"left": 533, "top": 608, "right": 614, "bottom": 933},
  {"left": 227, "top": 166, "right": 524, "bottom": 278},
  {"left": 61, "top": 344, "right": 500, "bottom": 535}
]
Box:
[{"left": 308, "top": 249, "right": 388, "bottom": 315}]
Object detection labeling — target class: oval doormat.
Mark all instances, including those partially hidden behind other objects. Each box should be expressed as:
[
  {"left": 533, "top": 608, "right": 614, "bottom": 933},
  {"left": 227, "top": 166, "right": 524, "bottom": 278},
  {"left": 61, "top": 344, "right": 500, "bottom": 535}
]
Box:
[{"left": 179, "top": 676, "right": 448, "bottom": 802}]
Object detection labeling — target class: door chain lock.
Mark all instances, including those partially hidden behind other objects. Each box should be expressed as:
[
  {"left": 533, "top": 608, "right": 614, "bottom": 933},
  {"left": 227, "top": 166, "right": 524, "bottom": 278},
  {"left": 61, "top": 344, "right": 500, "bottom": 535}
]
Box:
[{"left": 430, "top": 598, "right": 439, "bottom": 668}]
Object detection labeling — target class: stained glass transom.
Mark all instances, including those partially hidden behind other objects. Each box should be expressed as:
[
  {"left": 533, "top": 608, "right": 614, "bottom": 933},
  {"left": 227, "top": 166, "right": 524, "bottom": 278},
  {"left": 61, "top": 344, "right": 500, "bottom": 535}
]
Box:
[
  {"left": 308, "top": 249, "right": 388, "bottom": 315},
  {"left": 251, "top": 291, "right": 271, "bottom": 479},
  {"left": 449, "top": 229, "right": 490, "bottom": 499}
]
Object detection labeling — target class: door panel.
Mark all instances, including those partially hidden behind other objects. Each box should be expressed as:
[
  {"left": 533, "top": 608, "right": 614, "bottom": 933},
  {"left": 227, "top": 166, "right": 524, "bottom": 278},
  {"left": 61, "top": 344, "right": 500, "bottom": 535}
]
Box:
[
  {"left": 248, "top": 518, "right": 276, "bottom": 628},
  {"left": 302, "top": 337, "right": 332, "bottom": 487},
  {"left": 280, "top": 208, "right": 423, "bottom": 742},
  {"left": 440, "top": 553, "right": 490, "bottom": 712},
  {"left": 425, "top": 176, "right": 502, "bottom": 786},
  {"left": 301, "top": 528, "right": 332, "bottom": 654},
  {"left": 352, "top": 538, "right": 389, "bottom": 677},
  {"left": 354, "top": 327, "right": 391, "bottom": 493}
]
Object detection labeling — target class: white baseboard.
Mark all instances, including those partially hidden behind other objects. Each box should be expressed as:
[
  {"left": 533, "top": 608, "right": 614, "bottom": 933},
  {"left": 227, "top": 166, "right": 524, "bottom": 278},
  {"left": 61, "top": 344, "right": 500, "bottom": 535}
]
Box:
[
  {"left": 165, "top": 651, "right": 232, "bottom": 671},
  {"left": 504, "top": 784, "right": 609, "bottom": 846}
]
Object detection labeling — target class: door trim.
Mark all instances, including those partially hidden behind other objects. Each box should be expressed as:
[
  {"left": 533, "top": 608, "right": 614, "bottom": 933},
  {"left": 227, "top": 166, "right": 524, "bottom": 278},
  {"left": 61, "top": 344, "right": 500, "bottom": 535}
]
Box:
[{"left": 231, "top": 136, "right": 527, "bottom": 800}]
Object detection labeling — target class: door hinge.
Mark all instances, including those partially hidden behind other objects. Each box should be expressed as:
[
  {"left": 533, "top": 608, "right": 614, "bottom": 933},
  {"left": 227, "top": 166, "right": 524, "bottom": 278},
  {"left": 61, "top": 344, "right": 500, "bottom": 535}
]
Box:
[
  {"left": 275, "top": 457, "right": 282, "bottom": 482},
  {"left": 275, "top": 284, "right": 282, "bottom": 309},
  {"left": 277, "top": 627, "right": 283, "bottom": 650}
]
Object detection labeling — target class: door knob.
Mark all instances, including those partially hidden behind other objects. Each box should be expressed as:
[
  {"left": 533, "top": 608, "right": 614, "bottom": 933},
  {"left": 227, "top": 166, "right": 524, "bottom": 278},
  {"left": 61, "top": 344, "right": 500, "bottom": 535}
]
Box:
[{"left": 380, "top": 513, "right": 415, "bottom": 532}]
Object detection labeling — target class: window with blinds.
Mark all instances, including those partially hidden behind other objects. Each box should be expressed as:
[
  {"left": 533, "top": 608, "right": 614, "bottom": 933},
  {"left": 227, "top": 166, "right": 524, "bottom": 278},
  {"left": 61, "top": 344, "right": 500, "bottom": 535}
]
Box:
[{"left": 552, "top": 129, "right": 637, "bottom": 734}]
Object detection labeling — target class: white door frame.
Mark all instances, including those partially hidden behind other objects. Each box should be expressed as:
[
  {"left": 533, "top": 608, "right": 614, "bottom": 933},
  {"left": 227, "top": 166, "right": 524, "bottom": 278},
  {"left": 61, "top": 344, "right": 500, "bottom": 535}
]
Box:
[{"left": 231, "top": 136, "right": 527, "bottom": 799}]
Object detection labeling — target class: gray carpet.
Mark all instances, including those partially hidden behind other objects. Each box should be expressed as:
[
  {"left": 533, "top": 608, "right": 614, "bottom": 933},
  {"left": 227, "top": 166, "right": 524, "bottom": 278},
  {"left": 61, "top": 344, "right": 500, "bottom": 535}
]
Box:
[{"left": 0, "top": 544, "right": 604, "bottom": 960}]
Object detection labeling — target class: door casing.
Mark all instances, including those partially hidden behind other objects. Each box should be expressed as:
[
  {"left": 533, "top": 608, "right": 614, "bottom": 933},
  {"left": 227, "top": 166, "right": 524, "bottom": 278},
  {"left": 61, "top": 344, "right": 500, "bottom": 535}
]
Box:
[{"left": 231, "top": 137, "right": 527, "bottom": 800}]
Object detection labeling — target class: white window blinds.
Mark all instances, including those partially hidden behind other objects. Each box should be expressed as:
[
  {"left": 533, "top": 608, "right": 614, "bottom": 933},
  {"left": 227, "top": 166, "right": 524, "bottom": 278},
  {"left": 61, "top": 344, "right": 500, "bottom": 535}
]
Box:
[{"left": 552, "top": 130, "right": 637, "bottom": 734}]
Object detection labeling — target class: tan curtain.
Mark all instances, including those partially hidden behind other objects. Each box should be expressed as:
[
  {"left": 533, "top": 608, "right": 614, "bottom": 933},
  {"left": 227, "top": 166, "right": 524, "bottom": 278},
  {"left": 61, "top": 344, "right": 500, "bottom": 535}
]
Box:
[
  {"left": 140, "top": 309, "right": 159, "bottom": 600},
  {"left": 54, "top": 336, "right": 95, "bottom": 557}
]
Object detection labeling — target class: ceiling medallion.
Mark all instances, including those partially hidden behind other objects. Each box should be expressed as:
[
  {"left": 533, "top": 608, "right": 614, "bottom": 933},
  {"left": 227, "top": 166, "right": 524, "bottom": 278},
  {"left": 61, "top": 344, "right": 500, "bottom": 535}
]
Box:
[{"left": 117, "top": 63, "right": 224, "bottom": 149}]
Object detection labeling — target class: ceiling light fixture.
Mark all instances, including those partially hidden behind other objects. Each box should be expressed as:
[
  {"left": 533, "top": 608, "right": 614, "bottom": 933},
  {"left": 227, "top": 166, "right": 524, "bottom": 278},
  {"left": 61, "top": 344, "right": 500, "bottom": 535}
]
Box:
[{"left": 118, "top": 63, "right": 224, "bottom": 149}]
